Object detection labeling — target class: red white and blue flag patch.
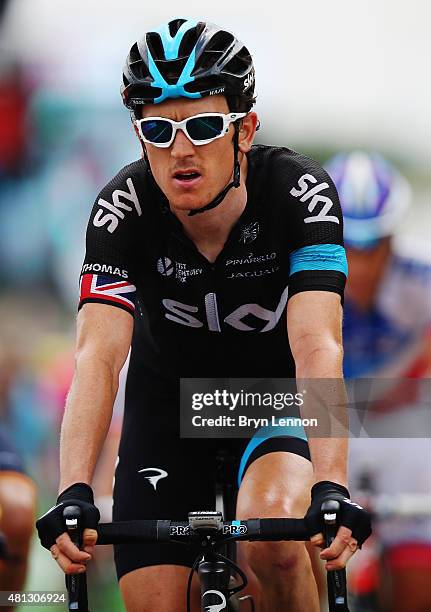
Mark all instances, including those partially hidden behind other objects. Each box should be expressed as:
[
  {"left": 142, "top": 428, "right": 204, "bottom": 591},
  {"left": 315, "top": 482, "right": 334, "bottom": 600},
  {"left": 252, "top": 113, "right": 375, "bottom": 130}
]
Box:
[{"left": 79, "top": 274, "right": 136, "bottom": 314}]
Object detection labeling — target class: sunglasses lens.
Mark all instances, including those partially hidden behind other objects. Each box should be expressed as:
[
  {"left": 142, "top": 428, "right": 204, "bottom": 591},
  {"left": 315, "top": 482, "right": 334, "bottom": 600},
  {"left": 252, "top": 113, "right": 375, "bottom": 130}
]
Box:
[
  {"left": 140, "top": 119, "right": 173, "bottom": 144},
  {"left": 187, "top": 115, "right": 224, "bottom": 141}
]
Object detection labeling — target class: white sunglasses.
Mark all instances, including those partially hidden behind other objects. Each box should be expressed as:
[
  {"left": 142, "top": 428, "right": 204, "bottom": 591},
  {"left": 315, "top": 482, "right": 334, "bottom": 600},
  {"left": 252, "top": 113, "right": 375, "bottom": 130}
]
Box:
[{"left": 134, "top": 112, "right": 247, "bottom": 148}]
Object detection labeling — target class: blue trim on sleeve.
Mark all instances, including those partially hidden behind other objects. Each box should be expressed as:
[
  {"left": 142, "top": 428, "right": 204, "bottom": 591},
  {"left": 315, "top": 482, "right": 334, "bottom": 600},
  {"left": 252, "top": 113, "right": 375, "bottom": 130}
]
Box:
[
  {"left": 237, "top": 420, "right": 308, "bottom": 487},
  {"left": 289, "top": 244, "right": 348, "bottom": 276}
]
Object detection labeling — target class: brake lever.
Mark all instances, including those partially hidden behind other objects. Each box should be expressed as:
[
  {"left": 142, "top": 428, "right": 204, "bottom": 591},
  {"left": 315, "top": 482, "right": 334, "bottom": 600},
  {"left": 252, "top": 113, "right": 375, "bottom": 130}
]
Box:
[
  {"left": 321, "top": 500, "right": 350, "bottom": 611},
  {"left": 63, "top": 505, "right": 90, "bottom": 612}
]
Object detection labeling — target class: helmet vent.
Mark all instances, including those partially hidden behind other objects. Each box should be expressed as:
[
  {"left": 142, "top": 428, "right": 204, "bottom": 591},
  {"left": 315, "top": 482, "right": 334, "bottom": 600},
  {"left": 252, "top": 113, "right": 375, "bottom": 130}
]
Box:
[
  {"left": 168, "top": 18, "right": 187, "bottom": 37},
  {"left": 128, "top": 52, "right": 150, "bottom": 81},
  {"left": 206, "top": 30, "right": 234, "bottom": 52},
  {"left": 178, "top": 27, "right": 201, "bottom": 58},
  {"left": 193, "top": 31, "right": 235, "bottom": 74},
  {"left": 224, "top": 47, "right": 251, "bottom": 77},
  {"left": 129, "top": 43, "right": 141, "bottom": 64},
  {"left": 146, "top": 32, "right": 165, "bottom": 61},
  {"left": 184, "top": 75, "right": 225, "bottom": 93},
  {"left": 129, "top": 84, "right": 163, "bottom": 106},
  {"left": 157, "top": 58, "right": 188, "bottom": 84}
]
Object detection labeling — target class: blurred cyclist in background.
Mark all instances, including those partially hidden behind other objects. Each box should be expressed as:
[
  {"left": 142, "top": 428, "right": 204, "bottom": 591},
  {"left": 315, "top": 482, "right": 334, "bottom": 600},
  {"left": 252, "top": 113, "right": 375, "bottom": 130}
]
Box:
[
  {"left": 0, "top": 429, "right": 36, "bottom": 611},
  {"left": 0, "top": 349, "right": 37, "bottom": 611},
  {"left": 327, "top": 151, "right": 431, "bottom": 612},
  {"left": 327, "top": 150, "right": 431, "bottom": 380}
]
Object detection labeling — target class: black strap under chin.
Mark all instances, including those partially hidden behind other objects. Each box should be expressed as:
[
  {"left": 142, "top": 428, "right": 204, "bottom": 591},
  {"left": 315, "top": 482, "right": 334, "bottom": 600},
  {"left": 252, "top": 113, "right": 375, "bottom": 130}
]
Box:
[
  {"left": 142, "top": 123, "right": 241, "bottom": 217},
  {"left": 187, "top": 124, "right": 241, "bottom": 217}
]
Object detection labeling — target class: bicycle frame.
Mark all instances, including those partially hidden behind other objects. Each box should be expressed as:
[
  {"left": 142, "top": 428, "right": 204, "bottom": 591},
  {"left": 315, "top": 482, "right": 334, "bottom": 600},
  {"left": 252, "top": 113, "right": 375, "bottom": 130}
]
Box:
[
  {"left": 214, "top": 449, "right": 255, "bottom": 610},
  {"left": 199, "top": 554, "right": 231, "bottom": 611}
]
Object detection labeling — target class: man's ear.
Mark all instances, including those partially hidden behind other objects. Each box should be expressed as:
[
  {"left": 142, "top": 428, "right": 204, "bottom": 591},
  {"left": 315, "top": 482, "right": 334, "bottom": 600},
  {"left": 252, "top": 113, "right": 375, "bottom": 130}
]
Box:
[{"left": 238, "top": 111, "right": 259, "bottom": 154}]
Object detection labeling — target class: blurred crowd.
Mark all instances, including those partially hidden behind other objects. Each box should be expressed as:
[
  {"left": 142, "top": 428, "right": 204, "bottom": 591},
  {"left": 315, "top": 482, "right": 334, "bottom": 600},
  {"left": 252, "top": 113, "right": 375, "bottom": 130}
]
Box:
[{"left": 0, "top": 2, "right": 129, "bottom": 607}]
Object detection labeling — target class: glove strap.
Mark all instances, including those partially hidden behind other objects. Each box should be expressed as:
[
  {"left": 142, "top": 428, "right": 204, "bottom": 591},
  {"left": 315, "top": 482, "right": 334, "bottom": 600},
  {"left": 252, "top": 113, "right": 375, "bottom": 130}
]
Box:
[
  {"left": 57, "top": 482, "right": 94, "bottom": 505},
  {"left": 311, "top": 480, "right": 350, "bottom": 499}
]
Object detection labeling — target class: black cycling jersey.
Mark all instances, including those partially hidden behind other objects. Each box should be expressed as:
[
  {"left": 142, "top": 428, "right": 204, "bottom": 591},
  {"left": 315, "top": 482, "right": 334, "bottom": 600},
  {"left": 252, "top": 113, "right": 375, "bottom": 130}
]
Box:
[
  {"left": 79, "top": 144, "right": 346, "bottom": 387},
  {"left": 79, "top": 143, "right": 347, "bottom": 576}
]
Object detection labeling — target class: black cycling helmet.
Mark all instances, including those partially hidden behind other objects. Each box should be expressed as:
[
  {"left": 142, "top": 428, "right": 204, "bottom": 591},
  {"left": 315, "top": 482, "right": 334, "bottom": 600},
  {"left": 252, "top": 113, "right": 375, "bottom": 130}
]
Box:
[
  {"left": 121, "top": 18, "right": 256, "bottom": 216},
  {"left": 121, "top": 18, "right": 255, "bottom": 114}
]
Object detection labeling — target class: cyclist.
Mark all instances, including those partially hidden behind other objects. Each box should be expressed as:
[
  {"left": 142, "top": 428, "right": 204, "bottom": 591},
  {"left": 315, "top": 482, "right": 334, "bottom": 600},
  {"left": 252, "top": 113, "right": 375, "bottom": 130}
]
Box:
[
  {"left": 0, "top": 350, "right": 37, "bottom": 611},
  {"left": 0, "top": 426, "right": 36, "bottom": 611},
  {"left": 326, "top": 150, "right": 431, "bottom": 611},
  {"left": 36, "top": 19, "right": 370, "bottom": 611}
]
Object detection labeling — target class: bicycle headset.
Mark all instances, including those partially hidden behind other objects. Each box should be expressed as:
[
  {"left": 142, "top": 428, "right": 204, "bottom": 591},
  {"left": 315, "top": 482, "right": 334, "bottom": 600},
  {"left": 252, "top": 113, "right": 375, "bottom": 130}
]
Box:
[
  {"left": 121, "top": 18, "right": 256, "bottom": 216},
  {"left": 325, "top": 151, "right": 412, "bottom": 249}
]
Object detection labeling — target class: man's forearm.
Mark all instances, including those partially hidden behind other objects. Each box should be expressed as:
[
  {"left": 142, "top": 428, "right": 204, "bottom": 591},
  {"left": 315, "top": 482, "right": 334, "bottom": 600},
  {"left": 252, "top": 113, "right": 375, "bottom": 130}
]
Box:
[
  {"left": 296, "top": 342, "right": 348, "bottom": 487},
  {"left": 305, "top": 437, "right": 348, "bottom": 487},
  {"left": 59, "top": 355, "right": 118, "bottom": 492}
]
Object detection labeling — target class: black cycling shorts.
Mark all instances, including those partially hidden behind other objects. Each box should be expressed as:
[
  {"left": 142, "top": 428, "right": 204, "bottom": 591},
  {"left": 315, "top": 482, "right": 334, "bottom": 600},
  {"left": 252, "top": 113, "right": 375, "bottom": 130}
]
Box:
[{"left": 112, "top": 387, "right": 310, "bottom": 580}]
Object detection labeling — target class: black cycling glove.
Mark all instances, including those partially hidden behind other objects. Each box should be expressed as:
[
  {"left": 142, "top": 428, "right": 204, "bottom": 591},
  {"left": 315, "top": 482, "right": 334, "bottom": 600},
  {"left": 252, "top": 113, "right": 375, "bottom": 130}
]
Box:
[
  {"left": 305, "top": 481, "right": 372, "bottom": 547},
  {"left": 36, "top": 482, "right": 100, "bottom": 550}
]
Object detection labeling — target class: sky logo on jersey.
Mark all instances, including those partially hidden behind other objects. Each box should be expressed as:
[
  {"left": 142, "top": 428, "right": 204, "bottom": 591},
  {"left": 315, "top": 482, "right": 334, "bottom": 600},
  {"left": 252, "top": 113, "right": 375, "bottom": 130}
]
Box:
[
  {"left": 93, "top": 178, "right": 142, "bottom": 234},
  {"left": 290, "top": 173, "right": 340, "bottom": 224},
  {"left": 79, "top": 274, "right": 136, "bottom": 313},
  {"left": 162, "top": 286, "right": 288, "bottom": 332}
]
